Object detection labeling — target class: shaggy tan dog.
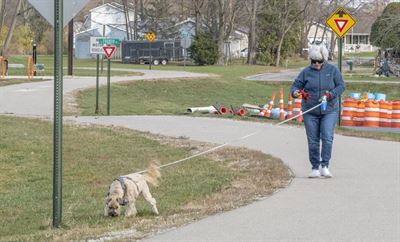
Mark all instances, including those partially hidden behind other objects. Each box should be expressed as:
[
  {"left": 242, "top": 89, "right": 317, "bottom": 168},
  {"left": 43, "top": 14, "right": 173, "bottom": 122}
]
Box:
[{"left": 104, "top": 161, "right": 160, "bottom": 217}]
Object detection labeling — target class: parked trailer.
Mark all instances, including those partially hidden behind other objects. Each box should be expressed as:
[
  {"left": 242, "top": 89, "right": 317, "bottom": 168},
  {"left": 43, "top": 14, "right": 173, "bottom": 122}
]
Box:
[{"left": 121, "top": 40, "right": 184, "bottom": 65}]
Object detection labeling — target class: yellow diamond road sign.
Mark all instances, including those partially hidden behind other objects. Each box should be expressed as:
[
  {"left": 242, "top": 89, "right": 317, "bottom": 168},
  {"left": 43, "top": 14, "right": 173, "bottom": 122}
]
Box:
[
  {"left": 146, "top": 31, "right": 156, "bottom": 42},
  {"left": 326, "top": 7, "right": 356, "bottom": 38}
]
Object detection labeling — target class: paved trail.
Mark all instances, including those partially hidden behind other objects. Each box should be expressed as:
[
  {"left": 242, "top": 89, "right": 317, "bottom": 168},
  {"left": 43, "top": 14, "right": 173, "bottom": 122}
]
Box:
[{"left": 1, "top": 70, "right": 399, "bottom": 241}]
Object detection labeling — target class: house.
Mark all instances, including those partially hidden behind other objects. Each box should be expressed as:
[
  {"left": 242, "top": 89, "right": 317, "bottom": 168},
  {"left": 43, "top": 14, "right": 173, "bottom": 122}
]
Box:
[
  {"left": 173, "top": 18, "right": 248, "bottom": 59},
  {"left": 74, "top": 2, "right": 135, "bottom": 59},
  {"left": 343, "top": 13, "right": 378, "bottom": 52},
  {"left": 226, "top": 30, "right": 248, "bottom": 58},
  {"left": 306, "top": 22, "right": 335, "bottom": 52}
]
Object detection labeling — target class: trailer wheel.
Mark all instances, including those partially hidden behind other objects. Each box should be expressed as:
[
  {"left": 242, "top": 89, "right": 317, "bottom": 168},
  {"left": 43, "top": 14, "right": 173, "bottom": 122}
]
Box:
[
  {"left": 153, "top": 59, "right": 160, "bottom": 65},
  {"left": 161, "top": 59, "right": 168, "bottom": 65}
]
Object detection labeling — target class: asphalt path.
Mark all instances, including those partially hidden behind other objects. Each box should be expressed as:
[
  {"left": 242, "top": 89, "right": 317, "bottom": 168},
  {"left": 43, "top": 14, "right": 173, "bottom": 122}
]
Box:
[{"left": 1, "top": 70, "right": 399, "bottom": 241}]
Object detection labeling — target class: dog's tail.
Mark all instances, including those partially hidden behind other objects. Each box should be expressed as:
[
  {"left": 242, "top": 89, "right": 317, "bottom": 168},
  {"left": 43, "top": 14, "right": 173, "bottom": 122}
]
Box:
[{"left": 145, "top": 160, "right": 161, "bottom": 186}]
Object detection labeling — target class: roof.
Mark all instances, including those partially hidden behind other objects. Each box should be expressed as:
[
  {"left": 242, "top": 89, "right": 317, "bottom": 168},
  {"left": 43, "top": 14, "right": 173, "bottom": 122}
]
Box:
[
  {"left": 89, "top": 2, "right": 134, "bottom": 14},
  {"left": 350, "top": 14, "right": 375, "bottom": 34}
]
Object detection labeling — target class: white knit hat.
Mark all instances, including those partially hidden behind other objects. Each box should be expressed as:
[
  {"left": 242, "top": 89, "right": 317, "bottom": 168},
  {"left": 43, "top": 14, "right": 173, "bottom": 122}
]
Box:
[{"left": 308, "top": 43, "right": 329, "bottom": 61}]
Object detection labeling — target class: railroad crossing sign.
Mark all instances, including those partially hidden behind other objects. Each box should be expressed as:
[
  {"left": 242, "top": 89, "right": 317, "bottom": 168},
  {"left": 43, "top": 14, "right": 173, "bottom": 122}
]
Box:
[
  {"left": 103, "top": 45, "right": 116, "bottom": 59},
  {"left": 145, "top": 31, "right": 156, "bottom": 42},
  {"left": 326, "top": 7, "right": 356, "bottom": 38}
]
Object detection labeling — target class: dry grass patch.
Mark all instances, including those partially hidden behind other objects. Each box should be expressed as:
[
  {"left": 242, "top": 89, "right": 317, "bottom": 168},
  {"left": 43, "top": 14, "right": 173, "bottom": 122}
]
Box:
[{"left": 84, "top": 132, "right": 292, "bottom": 242}]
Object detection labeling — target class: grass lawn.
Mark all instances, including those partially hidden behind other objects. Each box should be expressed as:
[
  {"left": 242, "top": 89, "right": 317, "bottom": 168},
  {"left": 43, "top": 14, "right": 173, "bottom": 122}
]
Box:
[{"left": 0, "top": 115, "right": 290, "bottom": 241}]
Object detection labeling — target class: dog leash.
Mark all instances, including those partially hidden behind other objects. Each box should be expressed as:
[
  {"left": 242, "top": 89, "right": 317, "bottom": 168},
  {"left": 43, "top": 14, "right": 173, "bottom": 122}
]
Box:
[{"left": 138, "top": 102, "right": 323, "bottom": 174}]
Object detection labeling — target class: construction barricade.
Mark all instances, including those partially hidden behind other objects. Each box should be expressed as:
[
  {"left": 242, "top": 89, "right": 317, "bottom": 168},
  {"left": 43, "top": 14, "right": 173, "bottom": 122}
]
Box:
[
  {"left": 353, "top": 101, "right": 365, "bottom": 126},
  {"left": 379, "top": 101, "right": 392, "bottom": 127},
  {"left": 392, "top": 101, "right": 400, "bottom": 128},
  {"left": 341, "top": 98, "right": 357, "bottom": 126},
  {"left": 363, "top": 100, "right": 380, "bottom": 127}
]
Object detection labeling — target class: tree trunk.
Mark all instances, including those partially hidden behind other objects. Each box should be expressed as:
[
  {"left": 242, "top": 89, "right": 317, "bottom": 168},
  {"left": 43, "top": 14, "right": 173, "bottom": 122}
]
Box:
[
  {"left": 1, "top": 0, "right": 22, "bottom": 56},
  {"left": 247, "top": 0, "right": 258, "bottom": 64},
  {"left": 133, "top": 0, "right": 138, "bottom": 40},
  {"left": 276, "top": 34, "right": 284, "bottom": 67},
  {"left": 122, "top": 0, "right": 131, "bottom": 40},
  {"left": 0, "top": 0, "right": 6, "bottom": 52},
  {"left": 192, "top": 0, "right": 204, "bottom": 35}
]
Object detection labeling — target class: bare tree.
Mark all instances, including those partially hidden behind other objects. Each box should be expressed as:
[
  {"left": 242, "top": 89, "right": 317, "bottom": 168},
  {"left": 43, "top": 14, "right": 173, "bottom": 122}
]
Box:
[
  {"left": 1, "top": 0, "right": 22, "bottom": 56},
  {"left": 203, "top": 0, "right": 241, "bottom": 65},
  {"left": 133, "top": 0, "right": 138, "bottom": 39},
  {"left": 245, "top": 0, "right": 259, "bottom": 64},
  {"left": 191, "top": 0, "right": 205, "bottom": 35},
  {"left": 0, "top": 0, "right": 6, "bottom": 45},
  {"left": 265, "top": 0, "right": 309, "bottom": 67},
  {"left": 122, "top": 0, "right": 131, "bottom": 40}
]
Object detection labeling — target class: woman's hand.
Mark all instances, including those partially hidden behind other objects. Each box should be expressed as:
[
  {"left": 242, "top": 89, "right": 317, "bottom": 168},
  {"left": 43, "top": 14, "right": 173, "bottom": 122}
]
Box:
[{"left": 294, "top": 90, "right": 310, "bottom": 101}]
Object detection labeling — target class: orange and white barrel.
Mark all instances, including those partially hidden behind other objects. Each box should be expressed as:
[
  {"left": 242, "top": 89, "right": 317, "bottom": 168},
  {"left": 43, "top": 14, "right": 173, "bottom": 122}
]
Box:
[
  {"left": 341, "top": 98, "right": 357, "bottom": 126},
  {"left": 354, "top": 101, "right": 365, "bottom": 126},
  {"left": 391, "top": 100, "right": 400, "bottom": 128},
  {"left": 379, "top": 101, "right": 392, "bottom": 127},
  {"left": 363, "top": 100, "right": 380, "bottom": 127},
  {"left": 353, "top": 101, "right": 365, "bottom": 126}
]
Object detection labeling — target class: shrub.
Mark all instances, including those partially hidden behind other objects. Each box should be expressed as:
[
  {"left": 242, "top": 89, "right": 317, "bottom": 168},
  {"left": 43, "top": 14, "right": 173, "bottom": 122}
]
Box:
[{"left": 188, "top": 32, "right": 219, "bottom": 65}]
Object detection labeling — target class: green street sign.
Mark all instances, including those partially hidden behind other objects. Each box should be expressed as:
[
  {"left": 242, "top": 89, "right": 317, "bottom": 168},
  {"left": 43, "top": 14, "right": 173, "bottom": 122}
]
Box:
[{"left": 98, "top": 38, "right": 121, "bottom": 45}]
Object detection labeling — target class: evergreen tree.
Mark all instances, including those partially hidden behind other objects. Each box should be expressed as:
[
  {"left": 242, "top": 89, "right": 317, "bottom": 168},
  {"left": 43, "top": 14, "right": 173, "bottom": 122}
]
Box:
[
  {"left": 370, "top": 2, "right": 400, "bottom": 49},
  {"left": 188, "top": 32, "right": 219, "bottom": 65}
]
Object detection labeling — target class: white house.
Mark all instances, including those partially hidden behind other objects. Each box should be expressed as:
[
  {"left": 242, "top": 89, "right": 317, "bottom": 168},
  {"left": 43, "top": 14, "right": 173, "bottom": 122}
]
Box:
[
  {"left": 343, "top": 13, "right": 378, "bottom": 52},
  {"left": 173, "top": 18, "right": 248, "bottom": 59},
  {"left": 307, "top": 22, "right": 335, "bottom": 52},
  {"left": 75, "top": 2, "right": 135, "bottom": 59}
]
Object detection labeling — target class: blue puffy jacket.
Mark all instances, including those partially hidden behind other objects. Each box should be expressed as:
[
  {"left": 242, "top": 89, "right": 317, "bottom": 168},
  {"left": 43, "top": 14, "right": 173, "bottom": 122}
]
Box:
[{"left": 290, "top": 62, "right": 345, "bottom": 115}]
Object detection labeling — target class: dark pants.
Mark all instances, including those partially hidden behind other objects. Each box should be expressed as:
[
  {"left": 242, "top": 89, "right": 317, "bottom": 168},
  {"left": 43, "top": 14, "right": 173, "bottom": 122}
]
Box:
[{"left": 303, "top": 111, "right": 338, "bottom": 170}]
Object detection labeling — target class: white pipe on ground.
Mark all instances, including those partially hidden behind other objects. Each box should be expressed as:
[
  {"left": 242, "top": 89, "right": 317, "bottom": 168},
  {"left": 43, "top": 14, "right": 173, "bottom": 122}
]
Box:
[{"left": 187, "top": 106, "right": 218, "bottom": 113}]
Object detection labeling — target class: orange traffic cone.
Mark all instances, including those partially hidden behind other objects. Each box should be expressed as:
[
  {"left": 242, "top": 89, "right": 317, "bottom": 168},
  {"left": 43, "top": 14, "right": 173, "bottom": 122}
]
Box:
[
  {"left": 279, "top": 88, "right": 285, "bottom": 121},
  {"left": 265, "top": 91, "right": 276, "bottom": 118},
  {"left": 293, "top": 96, "right": 303, "bottom": 123},
  {"left": 287, "top": 93, "right": 293, "bottom": 119}
]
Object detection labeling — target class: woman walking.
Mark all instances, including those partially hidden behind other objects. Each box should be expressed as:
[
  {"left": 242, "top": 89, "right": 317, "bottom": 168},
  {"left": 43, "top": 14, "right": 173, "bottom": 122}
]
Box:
[{"left": 291, "top": 43, "right": 345, "bottom": 178}]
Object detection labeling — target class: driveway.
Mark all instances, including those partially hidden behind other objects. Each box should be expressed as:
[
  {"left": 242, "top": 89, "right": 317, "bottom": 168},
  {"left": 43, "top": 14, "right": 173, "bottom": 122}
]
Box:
[{"left": 1, "top": 70, "right": 399, "bottom": 241}]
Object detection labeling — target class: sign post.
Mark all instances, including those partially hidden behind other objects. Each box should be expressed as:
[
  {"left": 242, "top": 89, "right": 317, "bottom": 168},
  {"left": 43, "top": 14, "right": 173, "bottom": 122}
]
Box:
[
  {"left": 145, "top": 31, "right": 156, "bottom": 70},
  {"left": 103, "top": 45, "right": 116, "bottom": 115},
  {"left": 90, "top": 37, "right": 121, "bottom": 114},
  {"left": 95, "top": 54, "right": 100, "bottom": 114},
  {"left": 53, "top": 0, "right": 63, "bottom": 228},
  {"left": 180, "top": 35, "right": 191, "bottom": 70},
  {"left": 326, "top": 7, "right": 356, "bottom": 126},
  {"left": 28, "top": 0, "right": 90, "bottom": 228}
]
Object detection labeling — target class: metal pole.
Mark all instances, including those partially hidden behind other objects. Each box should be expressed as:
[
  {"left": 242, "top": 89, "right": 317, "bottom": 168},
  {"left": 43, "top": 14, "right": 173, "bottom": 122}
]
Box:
[
  {"left": 183, "top": 48, "right": 186, "bottom": 70},
  {"left": 149, "top": 42, "right": 152, "bottom": 70},
  {"left": 53, "top": 0, "right": 63, "bottom": 228},
  {"left": 338, "top": 37, "right": 343, "bottom": 126},
  {"left": 95, "top": 54, "right": 100, "bottom": 114},
  {"left": 33, "top": 43, "right": 37, "bottom": 76},
  {"left": 67, "top": 19, "right": 74, "bottom": 76},
  {"left": 107, "top": 58, "right": 111, "bottom": 115}
]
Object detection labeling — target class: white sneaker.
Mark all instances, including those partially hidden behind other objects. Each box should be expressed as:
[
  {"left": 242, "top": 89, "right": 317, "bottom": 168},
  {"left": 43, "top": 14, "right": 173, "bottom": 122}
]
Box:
[
  {"left": 308, "top": 169, "right": 321, "bottom": 178},
  {"left": 320, "top": 167, "right": 333, "bottom": 178}
]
